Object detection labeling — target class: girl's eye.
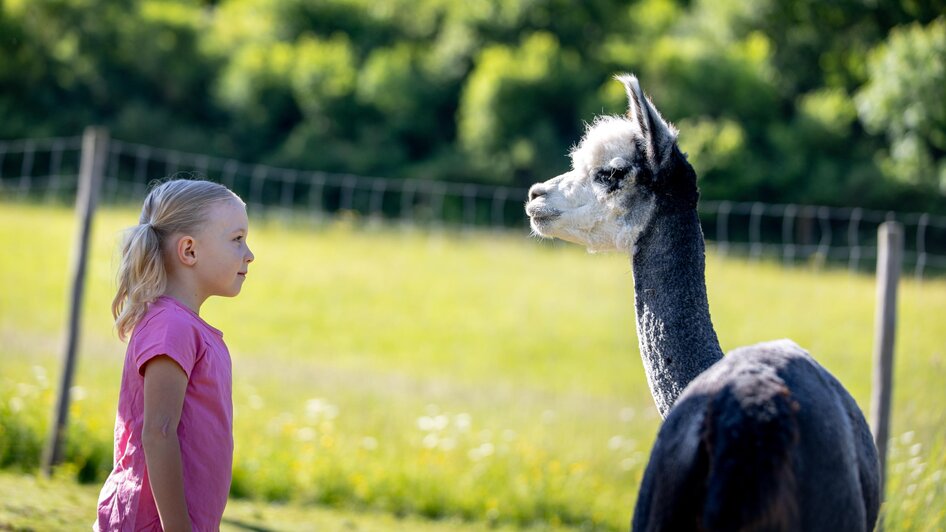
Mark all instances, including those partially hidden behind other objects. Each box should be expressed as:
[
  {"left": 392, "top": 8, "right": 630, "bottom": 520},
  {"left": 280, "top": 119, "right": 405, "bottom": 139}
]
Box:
[{"left": 234, "top": 236, "right": 243, "bottom": 242}]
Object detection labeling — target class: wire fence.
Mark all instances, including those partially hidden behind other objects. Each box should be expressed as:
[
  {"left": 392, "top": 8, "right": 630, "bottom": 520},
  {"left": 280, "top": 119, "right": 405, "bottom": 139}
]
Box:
[{"left": 2, "top": 133, "right": 946, "bottom": 278}]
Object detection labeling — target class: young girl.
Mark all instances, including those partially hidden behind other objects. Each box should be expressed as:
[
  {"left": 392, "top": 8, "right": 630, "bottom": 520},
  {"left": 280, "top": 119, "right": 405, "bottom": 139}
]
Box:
[{"left": 95, "top": 179, "right": 254, "bottom": 532}]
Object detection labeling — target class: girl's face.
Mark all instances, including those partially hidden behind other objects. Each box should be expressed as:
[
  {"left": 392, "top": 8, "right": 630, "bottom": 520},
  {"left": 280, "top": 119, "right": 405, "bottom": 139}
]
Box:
[{"left": 194, "top": 199, "right": 254, "bottom": 298}]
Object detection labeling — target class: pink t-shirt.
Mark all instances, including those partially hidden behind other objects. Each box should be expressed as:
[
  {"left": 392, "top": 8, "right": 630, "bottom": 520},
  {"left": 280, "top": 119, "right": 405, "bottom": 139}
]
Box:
[{"left": 95, "top": 296, "right": 233, "bottom": 532}]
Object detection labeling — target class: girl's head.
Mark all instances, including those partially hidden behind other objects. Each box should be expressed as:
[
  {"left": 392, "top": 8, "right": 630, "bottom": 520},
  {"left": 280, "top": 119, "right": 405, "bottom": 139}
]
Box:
[{"left": 112, "top": 179, "right": 254, "bottom": 340}]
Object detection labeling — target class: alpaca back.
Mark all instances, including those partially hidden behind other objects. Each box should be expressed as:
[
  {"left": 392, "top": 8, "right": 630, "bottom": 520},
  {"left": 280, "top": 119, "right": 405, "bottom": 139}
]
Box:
[
  {"left": 633, "top": 340, "right": 878, "bottom": 532},
  {"left": 699, "top": 375, "right": 801, "bottom": 530}
]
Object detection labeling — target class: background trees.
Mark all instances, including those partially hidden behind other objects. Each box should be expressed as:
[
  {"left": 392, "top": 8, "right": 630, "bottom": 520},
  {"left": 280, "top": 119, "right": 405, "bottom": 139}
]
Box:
[{"left": 1, "top": 0, "right": 943, "bottom": 212}]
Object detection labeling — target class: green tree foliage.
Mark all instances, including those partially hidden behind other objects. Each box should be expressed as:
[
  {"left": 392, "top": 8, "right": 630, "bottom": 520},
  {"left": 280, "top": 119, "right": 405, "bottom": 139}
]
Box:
[
  {"left": 459, "top": 32, "right": 592, "bottom": 183},
  {"left": 1, "top": 0, "right": 224, "bottom": 150},
  {"left": 856, "top": 17, "right": 946, "bottom": 193},
  {"left": 1, "top": 0, "right": 944, "bottom": 211}
]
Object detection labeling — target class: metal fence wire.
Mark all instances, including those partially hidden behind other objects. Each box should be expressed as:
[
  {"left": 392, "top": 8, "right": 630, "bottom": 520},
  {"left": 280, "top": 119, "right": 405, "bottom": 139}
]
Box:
[{"left": 2, "top": 134, "right": 945, "bottom": 278}]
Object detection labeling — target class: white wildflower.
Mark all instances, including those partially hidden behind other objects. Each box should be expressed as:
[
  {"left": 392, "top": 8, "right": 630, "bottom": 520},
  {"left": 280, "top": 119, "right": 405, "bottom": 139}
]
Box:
[
  {"left": 296, "top": 427, "right": 316, "bottom": 442},
  {"left": 70, "top": 386, "right": 86, "bottom": 401},
  {"left": 455, "top": 413, "right": 472, "bottom": 432},
  {"left": 417, "top": 416, "right": 436, "bottom": 432}
]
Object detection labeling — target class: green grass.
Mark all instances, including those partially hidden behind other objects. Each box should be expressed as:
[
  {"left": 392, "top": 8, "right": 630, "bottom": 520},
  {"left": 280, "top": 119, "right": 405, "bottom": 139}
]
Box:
[
  {"left": 0, "top": 471, "right": 548, "bottom": 531},
  {"left": 1, "top": 200, "right": 945, "bottom": 530}
]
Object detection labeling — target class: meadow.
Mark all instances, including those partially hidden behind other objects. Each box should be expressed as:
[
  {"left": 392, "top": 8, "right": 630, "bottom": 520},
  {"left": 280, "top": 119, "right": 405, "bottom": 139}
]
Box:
[{"left": 1, "top": 201, "right": 944, "bottom": 530}]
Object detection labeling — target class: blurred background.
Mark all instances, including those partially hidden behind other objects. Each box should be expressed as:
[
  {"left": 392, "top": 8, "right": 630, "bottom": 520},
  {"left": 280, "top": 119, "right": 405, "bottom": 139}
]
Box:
[
  {"left": 2, "top": 0, "right": 945, "bottom": 207},
  {"left": 1, "top": 0, "right": 945, "bottom": 530}
]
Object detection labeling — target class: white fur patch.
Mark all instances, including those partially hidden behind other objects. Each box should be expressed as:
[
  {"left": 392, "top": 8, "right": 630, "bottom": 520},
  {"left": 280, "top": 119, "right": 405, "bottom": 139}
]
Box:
[
  {"left": 570, "top": 116, "right": 641, "bottom": 176},
  {"left": 525, "top": 76, "right": 680, "bottom": 254},
  {"left": 525, "top": 115, "right": 654, "bottom": 253}
]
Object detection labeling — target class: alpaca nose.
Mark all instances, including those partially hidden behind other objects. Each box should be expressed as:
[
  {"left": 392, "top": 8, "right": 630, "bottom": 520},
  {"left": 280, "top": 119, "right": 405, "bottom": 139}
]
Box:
[{"left": 528, "top": 184, "right": 547, "bottom": 202}]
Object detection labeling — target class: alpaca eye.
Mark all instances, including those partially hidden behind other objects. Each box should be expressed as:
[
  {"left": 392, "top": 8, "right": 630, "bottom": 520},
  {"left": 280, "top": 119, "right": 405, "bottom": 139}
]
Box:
[
  {"left": 593, "top": 168, "right": 614, "bottom": 183},
  {"left": 594, "top": 166, "right": 629, "bottom": 191}
]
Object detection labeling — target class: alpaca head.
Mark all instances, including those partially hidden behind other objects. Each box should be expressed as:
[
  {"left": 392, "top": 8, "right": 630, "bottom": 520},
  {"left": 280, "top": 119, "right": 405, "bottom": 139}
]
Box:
[{"left": 525, "top": 75, "right": 697, "bottom": 252}]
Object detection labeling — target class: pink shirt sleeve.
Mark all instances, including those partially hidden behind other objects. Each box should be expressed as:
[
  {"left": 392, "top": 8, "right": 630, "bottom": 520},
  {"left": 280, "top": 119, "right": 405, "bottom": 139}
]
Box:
[{"left": 132, "top": 309, "right": 202, "bottom": 379}]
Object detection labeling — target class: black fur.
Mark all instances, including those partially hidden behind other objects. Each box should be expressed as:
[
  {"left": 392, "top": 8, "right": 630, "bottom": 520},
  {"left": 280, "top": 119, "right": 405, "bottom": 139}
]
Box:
[
  {"left": 700, "top": 369, "right": 800, "bottom": 530},
  {"left": 619, "top": 76, "right": 879, "bottom": 531},
  {"left": 632, "top": 345, "right": 879, "bottom": 532},
  {"left": 595, "top": 165, "right": 631, "bottom": 194}
]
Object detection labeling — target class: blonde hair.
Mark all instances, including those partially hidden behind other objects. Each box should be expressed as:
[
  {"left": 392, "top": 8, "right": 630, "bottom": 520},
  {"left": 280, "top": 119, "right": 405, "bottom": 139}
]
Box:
[{"left": 112, "top": 178, "right": 242, "bottom": 340}]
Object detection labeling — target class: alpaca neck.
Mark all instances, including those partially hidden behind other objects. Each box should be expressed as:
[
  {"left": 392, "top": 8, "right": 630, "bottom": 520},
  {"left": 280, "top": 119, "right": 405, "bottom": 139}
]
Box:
[{"left": 631, "top": 206, "right": 723, "bottom": 418}]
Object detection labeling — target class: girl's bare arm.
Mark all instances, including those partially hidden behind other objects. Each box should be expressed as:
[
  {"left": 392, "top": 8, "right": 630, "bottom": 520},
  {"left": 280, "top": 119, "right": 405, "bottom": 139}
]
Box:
[{"left": 141, "top": 355, "right": 192, "bottom": 532}]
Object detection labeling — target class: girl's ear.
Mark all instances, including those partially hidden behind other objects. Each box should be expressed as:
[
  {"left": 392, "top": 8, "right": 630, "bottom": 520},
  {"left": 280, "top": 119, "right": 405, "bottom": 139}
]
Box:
[{"left": 176, "top": 235, "right": 197, "bottom": 266}]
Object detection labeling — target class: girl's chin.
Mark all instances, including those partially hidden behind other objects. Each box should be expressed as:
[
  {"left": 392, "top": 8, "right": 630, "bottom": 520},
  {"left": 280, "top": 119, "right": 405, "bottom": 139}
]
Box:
[{"left": 220, "top": 284, "right": 243, "bottom": 298}]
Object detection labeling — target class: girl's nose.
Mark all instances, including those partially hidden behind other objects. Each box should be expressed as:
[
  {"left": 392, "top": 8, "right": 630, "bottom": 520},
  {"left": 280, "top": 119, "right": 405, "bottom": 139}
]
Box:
[{"left": 246, "top": 246, "right": 255, "bottom": 263}]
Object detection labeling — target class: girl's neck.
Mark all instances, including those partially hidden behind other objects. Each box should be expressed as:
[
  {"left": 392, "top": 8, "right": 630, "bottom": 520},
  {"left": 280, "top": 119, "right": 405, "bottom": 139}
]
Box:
[
  {"left": 631, "top": 206, "right": 724, "bottom": 418},
  {"left": 162, "top": 282, "right": 206, "bottom": 315}
]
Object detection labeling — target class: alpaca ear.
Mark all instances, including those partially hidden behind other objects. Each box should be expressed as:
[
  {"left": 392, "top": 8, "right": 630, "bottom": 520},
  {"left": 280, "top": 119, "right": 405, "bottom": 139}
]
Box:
[{"left": 616, "top": 74, "right": 678, "bottom": 168}]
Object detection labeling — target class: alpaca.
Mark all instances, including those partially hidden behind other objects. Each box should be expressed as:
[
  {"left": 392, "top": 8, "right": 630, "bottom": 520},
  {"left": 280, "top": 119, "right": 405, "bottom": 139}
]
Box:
[{"left": 525, "top": 75, "right": 880, "bottom": 531}]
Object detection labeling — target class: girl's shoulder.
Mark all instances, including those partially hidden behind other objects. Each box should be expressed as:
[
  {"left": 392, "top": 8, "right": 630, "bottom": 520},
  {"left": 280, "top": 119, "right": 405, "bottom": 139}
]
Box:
[
  {"left": 128, "top": 297, "right": 218, "bottom": 377},
  {"left": 133, "top": 296, "right": 222, "bottom": 341},
  {"left": 136, "top": 297, "right": 193, "bottom": 330}
]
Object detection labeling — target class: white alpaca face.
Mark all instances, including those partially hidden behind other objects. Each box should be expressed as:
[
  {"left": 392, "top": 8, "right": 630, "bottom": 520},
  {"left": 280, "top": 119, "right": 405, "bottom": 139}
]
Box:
[
  {"left": 525, "top": 75, "right": 677, "bottom": 253},
  {"left": 525, "top": 117, "right": 653, "bottom": 252}
]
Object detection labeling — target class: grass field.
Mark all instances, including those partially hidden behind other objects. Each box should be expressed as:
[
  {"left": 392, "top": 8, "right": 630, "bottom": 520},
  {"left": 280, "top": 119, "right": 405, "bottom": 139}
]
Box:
[
  {"left": 0, "top": 471, "right": 551, "bottom": 531},
  {"left": 1, "top": 200, "right": 945, "bottom": 530}
]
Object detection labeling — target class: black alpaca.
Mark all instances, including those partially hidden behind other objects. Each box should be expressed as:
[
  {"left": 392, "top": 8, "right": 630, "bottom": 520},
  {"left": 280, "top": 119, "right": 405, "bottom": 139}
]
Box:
[{"left": 525, "top": 75, "right": 880, "bottom": 531}]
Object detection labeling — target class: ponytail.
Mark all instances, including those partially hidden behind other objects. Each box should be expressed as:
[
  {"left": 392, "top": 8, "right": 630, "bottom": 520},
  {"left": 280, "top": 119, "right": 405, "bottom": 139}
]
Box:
[
  {"left": 112, "top": 178, "right": 241, "bottom": 341},
  {"left": 112, "top": 223, "right": 167, "bottom": 340}
]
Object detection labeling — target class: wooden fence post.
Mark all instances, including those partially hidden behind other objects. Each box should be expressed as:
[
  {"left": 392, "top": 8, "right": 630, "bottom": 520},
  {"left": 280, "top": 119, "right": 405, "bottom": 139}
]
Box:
[
  {"left": 42, "top": 127, "right": 109, "bottom": 476},
  {"left": 870, "top": 221, "right": 902, "bottom": 502}
]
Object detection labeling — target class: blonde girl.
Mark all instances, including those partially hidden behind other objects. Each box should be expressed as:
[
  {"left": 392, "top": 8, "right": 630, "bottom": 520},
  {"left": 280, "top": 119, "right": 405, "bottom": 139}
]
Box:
[{"left": 95, "top": 179, "right": 254, "bottom": 532}]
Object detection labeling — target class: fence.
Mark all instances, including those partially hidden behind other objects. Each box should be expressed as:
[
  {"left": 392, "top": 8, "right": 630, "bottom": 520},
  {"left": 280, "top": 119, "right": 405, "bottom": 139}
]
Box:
[{"left": 3, "top": 133, "right": 946, "bottom": 277}]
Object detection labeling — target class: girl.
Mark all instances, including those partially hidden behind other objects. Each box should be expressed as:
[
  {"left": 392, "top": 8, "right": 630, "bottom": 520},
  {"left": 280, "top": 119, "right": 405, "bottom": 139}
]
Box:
[{"left": 95, "top": 179, "right": 254, "bottom": 531}]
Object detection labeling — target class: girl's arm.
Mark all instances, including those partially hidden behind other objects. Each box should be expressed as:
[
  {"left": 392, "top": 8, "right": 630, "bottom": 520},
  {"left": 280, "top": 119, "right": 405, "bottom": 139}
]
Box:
[{"left": 141, "top": 355, "right": 193, "bottom": 532}]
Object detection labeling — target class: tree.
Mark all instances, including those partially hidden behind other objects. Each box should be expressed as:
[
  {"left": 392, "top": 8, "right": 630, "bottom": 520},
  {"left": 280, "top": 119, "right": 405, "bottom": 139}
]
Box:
[
  {"left": 856, "top": 17, "right": 946, "bottom": 193},
  {"left": 458, "top": 32, "right": 592, "bottom": 185}
]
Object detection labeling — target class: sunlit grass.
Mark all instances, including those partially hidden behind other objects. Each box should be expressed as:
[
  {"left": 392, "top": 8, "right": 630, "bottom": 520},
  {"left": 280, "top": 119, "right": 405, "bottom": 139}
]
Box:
[
  {"left": 1, "top": 201, "right": 944, "bottom": 529},
  {"left": 0, "top": 471, "right": 548, "bottom": 532}
]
